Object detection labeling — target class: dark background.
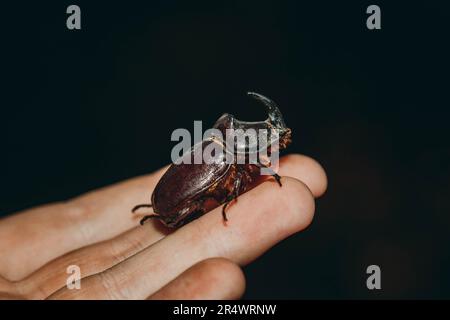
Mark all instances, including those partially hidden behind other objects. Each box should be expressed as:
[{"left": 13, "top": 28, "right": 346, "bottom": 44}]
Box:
[{"left": 1, "top": 1, "right": 449, "bottom": 298}]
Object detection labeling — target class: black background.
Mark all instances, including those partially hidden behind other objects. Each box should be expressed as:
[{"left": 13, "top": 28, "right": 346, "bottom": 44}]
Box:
[{"left": 1, "top": 1, "right": 449, "bottom": 298}]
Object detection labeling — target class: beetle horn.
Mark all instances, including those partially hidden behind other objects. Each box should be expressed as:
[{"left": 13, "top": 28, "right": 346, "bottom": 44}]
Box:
[{"left": 247, "top": 92, "right": 287, "bottom": 129}]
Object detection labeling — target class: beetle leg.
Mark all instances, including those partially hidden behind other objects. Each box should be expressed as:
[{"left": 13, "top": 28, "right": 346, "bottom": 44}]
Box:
[
  {"left": 222, "top": 201, "right": 231, "bottom": 221},
  {"left": 255, "top": 163, "right": 282, "bottom": 187},
  {"left": 222, "top": 171, "right": 243, "bottom": 222},
  {"left": 139, "top": 214, "right": 160, "bottom": 225},
  {"left": 132, "top": 203, "right": 153, "bottom": 213}
]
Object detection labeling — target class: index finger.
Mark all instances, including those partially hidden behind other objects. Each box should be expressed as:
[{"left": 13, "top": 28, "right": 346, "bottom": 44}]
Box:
[
  {"left": 0, "top": 166, "right": 169, "bottom": 281},
  {"left": 0, "top": 154, "right": 326, "bottom": 281}
]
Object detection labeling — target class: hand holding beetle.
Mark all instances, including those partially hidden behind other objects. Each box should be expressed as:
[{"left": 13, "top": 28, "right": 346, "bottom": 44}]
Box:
[{"left": 0, "top": 154, "right": 326, "bottom": 299}]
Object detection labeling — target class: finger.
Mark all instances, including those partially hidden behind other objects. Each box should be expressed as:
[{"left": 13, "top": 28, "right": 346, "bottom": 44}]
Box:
[
  {"left": 17, "top": 223, "right": 163, "bottom": 299},
  {"left": 0, "top": 166, "right": 169, "bottom": 281},
  {"left": 148, "top": 258, "right": 245, "bottom": 300},
  {"left": 0, "top": 275, "right": 23, "bottom": 299},
  {"left": 47, "top": 177, "right": 314, "bottom": 299},
  {"left": 15, "top": 154, "right": 326, "bottom": 291},
  {"left": 66, "top": 154, "right": 326, "bottom": 239},
  {"left": 277, "top": 154, "right": 327, "bottom": 198}
]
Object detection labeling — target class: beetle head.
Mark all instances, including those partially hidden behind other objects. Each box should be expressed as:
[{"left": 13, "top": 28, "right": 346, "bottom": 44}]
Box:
[{"left": 212, "top": 92, "right": 291, "bottom": 155}]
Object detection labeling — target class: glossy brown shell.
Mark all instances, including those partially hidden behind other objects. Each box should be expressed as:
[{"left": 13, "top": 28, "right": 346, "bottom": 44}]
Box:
[{"left": 151, "top": 140, "right": 231, "bottom": 218}]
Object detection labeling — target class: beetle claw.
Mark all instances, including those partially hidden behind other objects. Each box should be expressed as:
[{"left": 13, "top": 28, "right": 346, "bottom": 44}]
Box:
[
  {"left": 274, "top": 173, "right": 282, "bottom": 187},
  {"left": 132, "top": 203, "right": 153, "bottom": 213},
  {"left": 222, "top": 206, "right": 229, "bottom": 222}
]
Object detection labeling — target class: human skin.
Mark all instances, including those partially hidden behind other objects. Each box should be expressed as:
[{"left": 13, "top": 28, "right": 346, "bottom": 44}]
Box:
[{"left": 0, "top": 154, "right": 327, "bottom": 299}]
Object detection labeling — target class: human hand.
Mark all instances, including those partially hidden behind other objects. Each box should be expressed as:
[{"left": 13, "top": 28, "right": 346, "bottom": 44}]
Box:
[{"left": 0, "top": 154, "right": 327, "bottom": 299}]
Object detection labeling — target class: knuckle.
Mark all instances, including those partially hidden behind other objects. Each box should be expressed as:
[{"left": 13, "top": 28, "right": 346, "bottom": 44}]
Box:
[
  {"left": 62, "top": 200, "right": 89, "bottom": 220},
  {"left": 61, "top": 200, "right": 95, "bottom": 242},
  {"left": 98, "top": 269, "right": 130, "bottom": 300}
]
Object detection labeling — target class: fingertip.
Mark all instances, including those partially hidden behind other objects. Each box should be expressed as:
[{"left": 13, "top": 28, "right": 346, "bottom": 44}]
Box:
[
  {"left": 148, "top": 258, "right": 245, "bottom": 300},
  {"left": 268, "top": 176, "right": 316, "bottom": 234},
  {"left": 279, "top": 154, "right": 328, "bottom": 198},
  {"left": 216, "top": 176, "right": 316, "bottom": 266},
  {"left": 196, "top": 258, "right": 246, "bottom": 300}
]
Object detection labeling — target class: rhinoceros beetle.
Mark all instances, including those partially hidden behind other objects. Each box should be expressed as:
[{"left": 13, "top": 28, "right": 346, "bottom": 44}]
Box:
[{"left": 132, "top": 92, "right": 292, "bottom": 228}]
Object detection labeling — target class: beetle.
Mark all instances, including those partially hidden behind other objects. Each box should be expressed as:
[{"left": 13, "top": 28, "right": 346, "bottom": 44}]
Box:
[{"left": 132, "top": 92, "right": 292, "bottom": 228}]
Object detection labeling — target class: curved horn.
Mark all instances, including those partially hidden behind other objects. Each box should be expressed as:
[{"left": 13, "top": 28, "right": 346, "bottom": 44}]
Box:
[{"left": 247, "top": 92, "right": 287, "bottom": 128}]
